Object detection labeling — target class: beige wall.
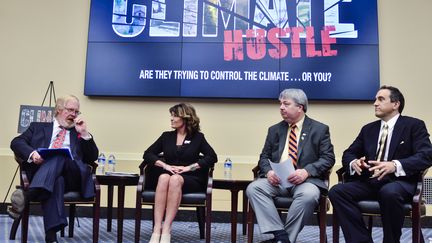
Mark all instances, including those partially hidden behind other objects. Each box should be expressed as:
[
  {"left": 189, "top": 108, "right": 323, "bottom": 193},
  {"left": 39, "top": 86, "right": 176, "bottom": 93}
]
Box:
[{"left": 1, "top": 0, "right": 432, "bottom": 213}]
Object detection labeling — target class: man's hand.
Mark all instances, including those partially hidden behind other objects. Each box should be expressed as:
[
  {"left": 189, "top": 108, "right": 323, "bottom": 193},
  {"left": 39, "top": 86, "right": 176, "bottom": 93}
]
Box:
[
  {"left": 31, "top": 152, "right": 44, "bottom": 165},
  {"left": 352, "top": 156, "right": 369, "bottom": 175},
  {"left": 266, "top": 170, "right": 281, "bottom": 186},
  {"left": 74, "top": 117, "right": 90, "bottom": 137},
  {"left": 287, "top": 169, "right": 309, "bottom": 185},
  {"left": 368, "top": 160, "right": 396, "bottom": 180}
]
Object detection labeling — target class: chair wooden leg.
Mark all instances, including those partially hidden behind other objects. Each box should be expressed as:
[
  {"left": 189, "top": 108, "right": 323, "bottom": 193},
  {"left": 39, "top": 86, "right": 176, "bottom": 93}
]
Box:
[
  {"left": 412, "top": 207, "right": 421, "bottom": 243},
  {"left": 196, "top": 207, "right": 205, "bottom": 239},
  {"left": 247, "top": 203, "right": 254, "bottom": 243},
  {"left": 242, "top": 191, "right": 248, "bottom": 235},
  {"left": 9, "top": 216, "right": 21, "bottom": 240},
  {"left": 332, "top": 210, "right": 339, "bottom": 243},
  {"left": 318, "top": 208, "right": 327, "bottom": 243},
  {"left": 205, "top": 198, "right": 212, "bottom": 243},
  {"left": 69, "top": 204, "right": 76, "bottom": 237},
  {"left": 21, "top": 201, "right": 30, "bottom": 243},
  {"left": 93, "top": 200, "right": 100, "bottom": 243},
  {"left": 413, "top": 221, "right": 420, "bottom": 243},
  {"left": 152, "top": 205, "right": 155, "bottom": 228},
  {"left": 367, "top": 216, "right": 373, "bottom": 235},
  {"left": 419, "top": 229, "right": 425, "bottom": 243},
  {"left": 134, "top": 201, "right": 142, "bottom": 243}
]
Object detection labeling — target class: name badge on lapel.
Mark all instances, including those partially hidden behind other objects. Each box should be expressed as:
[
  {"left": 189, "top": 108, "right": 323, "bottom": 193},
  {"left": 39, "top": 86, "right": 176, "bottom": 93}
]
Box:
[
  {"left": 301, "top": 133, "right": 307, "bottom": 140},
  {"left": 184, "top": 140, "right": 191, "bottom": 144}
]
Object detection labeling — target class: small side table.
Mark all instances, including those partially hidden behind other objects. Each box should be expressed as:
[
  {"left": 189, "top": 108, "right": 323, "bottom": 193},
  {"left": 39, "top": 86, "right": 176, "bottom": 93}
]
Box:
[
  {"left": 96, "top": 174, "right": 139, "bottom": 243},
  {"left": 213, "top": 178, "right": 252, "bottom": 243}
]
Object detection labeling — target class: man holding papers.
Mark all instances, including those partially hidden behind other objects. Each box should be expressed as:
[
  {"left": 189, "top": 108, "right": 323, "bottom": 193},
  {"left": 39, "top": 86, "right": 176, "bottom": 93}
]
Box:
[
  {"left": 10, "top": 95, "right": 98, "bottom": 243},
  {"left": 246, "top": 89, "right": 335, "bottom": 243}
]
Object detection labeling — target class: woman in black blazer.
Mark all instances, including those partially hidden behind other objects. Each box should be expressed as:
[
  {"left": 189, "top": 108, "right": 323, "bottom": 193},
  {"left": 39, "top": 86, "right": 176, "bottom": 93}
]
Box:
[{"left": 143, "top": 103, "right": 217, "bottom": 243}]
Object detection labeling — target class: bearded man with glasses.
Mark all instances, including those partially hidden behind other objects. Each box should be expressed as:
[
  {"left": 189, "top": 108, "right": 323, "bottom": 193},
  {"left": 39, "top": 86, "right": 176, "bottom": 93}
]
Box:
[{"left": 9, "top": 95, "right": 99, "bottom": 243}]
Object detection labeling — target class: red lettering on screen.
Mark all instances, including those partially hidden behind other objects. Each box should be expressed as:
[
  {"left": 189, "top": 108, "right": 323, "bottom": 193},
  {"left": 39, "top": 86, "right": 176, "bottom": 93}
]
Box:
[{"left": 223, "top": 26, "right": 337, "bottom": 61}]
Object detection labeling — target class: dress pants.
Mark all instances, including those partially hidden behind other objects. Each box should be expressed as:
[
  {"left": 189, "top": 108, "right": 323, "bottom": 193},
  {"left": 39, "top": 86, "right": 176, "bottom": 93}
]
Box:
[
  {"left": 246, "top": 178, "right": 320, "bottom": 243},
  {"left": 329, "top": 179, "right": 412, "bottom": 243},
  {"left": 28, "top": 155, "right": 81, "bottom": 232}
]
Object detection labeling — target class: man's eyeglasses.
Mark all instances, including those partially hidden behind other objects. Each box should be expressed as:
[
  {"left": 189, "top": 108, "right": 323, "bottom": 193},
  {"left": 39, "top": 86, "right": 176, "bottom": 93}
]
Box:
[{"left": 64, "top": 107, "right": 81, "bottom": 116}]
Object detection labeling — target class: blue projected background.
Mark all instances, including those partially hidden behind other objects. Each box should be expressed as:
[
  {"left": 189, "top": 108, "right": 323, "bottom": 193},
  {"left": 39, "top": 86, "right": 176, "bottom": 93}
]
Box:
[{"left": 85, "top": 0, "right": 379, "bottom": 100}]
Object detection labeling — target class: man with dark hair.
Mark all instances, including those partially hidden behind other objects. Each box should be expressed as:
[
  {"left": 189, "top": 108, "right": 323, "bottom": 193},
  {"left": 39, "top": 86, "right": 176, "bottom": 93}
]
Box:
[
  {"left": 9, "top": 95, "right": 99, "bottom": 243},
  {"left": 246, "top": 88, "right": 335, "bottom": 243},
  {"left": 329, "top": 85, "right": 432, "bottom": 243}
]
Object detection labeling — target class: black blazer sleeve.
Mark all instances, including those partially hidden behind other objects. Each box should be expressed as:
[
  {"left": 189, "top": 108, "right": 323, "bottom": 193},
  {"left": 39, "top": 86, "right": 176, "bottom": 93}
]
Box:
[{"left": 10, "top": 122, "right": 40, "bottom": 162}]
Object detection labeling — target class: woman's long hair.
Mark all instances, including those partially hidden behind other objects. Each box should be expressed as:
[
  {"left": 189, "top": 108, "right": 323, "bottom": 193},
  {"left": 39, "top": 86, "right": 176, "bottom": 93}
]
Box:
[{"left": 169, "top": 103, "right": 200, "bottom": 135}]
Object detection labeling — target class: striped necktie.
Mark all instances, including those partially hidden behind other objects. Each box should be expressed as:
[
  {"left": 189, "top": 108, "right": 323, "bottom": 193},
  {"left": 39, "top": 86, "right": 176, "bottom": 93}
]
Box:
[
  {"left": 52, "top": 127, "right": 66, "bottom": 148},
  {"left": 288, "top": 124, "right": 298, "bottom": 167},
  {"left": 376, "top": 123, "right": 388, "bottom": 161}
]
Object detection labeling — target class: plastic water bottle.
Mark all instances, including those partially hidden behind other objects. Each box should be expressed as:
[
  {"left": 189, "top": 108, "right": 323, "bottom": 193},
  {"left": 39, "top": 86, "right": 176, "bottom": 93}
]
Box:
[
  {"left": 223, "top": 158, "right": 233, "bottom": 179},
  {"left": 97, "top": 153, "right": 105, "bottom": 175},
  {"left": 107, "top": 154, "right": 116, "bottom": 173}
]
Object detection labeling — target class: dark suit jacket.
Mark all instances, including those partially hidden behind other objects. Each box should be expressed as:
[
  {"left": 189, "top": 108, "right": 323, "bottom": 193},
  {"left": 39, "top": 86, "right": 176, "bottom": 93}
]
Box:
[
  {"left": 10, "top": 122, "right": 99, "bottom": 198},
  {"left": 143, "top": 131, "right": 217, "bottom": 181},
  {"left": 342, "top": 115, "right": 432, "bottom": 193},
  {"left": 258, "top": 116, "right": 335, "bottom": 191}
]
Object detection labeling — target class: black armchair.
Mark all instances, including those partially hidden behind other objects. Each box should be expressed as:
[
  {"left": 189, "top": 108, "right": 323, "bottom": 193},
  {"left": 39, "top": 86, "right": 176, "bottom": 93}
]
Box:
[
  {"left": 247, "top": 165, "right": 330, "bottom": 243},
  {"left": 134, "top": 159, "right": 214, "bottom": 243},
  {"left": 9, "top": 155, "right": 101, "bottom": 243},
  {"left": 332, "top": 167, "right": 427, "bottom": 243}
]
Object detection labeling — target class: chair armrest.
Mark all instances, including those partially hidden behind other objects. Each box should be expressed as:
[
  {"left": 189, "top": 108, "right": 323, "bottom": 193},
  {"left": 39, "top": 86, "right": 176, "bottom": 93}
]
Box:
[
  {"left": 323, "top": 169, "right": 331, "bottom": 188},
  {"left": 21, "top": 170, "right": 30, "bottom": 190},
  {"left": 86, "top": 162, "right": 100, "bottom": 196},
  {"left": 138, "top": 160, "right": 147, "bottom": 175},
  {"left": 252, "top": 165, "right": 260, "bottom": 179},
  {"left": 92, "top": 173, "right": 100, "bottom": 193},
  {"left": 413, "top": 169, "right": 428, "bottom": 204},
  {"left": 88, "top": 161, "right": 98, "bottom": 174},
  {"left": 136, "top": 175, "right": 145, "bottom": 194},
  {"left": 336, "top": 167, "right": 346, "bottom": 183},
  {"left": 14, "top": 154, "right": 24, "bottom": 165},
  {"left": 206, "top": 167, "right": 214, "bottom": 195},
  {"left": 137, "top": 163, "right": 148, "bottom": 194},
  {"left": 206, "top": 176, "right": 213, "bottom": 195}
]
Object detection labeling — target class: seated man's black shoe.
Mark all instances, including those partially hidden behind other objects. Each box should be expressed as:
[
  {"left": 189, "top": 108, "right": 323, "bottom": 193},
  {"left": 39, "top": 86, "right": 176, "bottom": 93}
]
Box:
[
  {"left": 273, "top": 230, "right": 290, "bottom": 243},
  {"left": 45, "top": 229, "right": 58, "bottom": 243}
]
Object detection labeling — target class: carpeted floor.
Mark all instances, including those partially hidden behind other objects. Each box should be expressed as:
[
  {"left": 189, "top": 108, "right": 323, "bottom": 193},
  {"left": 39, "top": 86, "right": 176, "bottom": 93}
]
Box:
[{"left": 1, "top": 214, "right": 431, "bottom": 242}]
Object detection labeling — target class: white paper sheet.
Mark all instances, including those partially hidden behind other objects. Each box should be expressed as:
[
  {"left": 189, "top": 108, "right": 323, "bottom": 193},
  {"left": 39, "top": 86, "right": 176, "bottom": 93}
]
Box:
[{"left": 269, "top": 158, "right": 295, "bottom": 188}]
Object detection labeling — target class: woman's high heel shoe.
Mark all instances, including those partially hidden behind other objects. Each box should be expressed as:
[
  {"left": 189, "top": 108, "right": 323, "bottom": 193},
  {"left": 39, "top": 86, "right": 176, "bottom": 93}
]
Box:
[
  {"left": 149, "top": 233, "right": 161, "bottom": 243},
  {"left": 160, "top": 234, "right": 171, "bottom": 243}
]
